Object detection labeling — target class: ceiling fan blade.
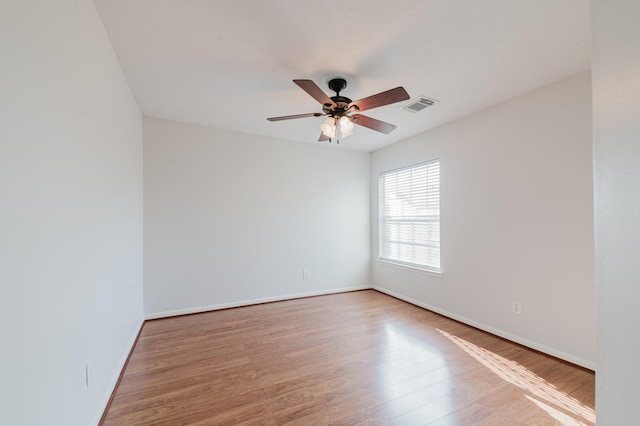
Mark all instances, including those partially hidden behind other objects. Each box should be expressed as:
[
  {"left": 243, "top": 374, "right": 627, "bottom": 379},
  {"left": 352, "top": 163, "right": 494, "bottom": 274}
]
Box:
[
  {"left": 350, "top": 87, "right": 410, "bottom": 112},
  {"left": 293, "top": 79, "right": 336, "bottom": 106},
  {"left": 267, "top": 112, "right": 322, "bottom": 122},
  {"left": 318, "top": 132, "right": 331, "bottom": 142},
  {"left": 351, "top": 114, "right": 397, "bottom": 134}
]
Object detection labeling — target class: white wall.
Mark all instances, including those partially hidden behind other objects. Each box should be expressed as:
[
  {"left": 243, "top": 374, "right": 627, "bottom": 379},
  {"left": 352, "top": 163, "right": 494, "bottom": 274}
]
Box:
[
  {"left": 371, "top": 73, "right": 595, "bottom": 368},
  {"left": 0, "top": 1, "right": 143, "bottom": 425},
  {"left": 143, "top": 118, "right": 370, "bottom": 317},
  {"left": 592, "top": 0, "right": 640, "bottom": 423}
]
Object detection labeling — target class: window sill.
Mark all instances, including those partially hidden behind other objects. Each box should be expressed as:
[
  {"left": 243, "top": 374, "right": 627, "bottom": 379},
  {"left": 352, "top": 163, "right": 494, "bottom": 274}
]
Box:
[{"left": 377, "top": 260, "right": 443, "bottom": 278}]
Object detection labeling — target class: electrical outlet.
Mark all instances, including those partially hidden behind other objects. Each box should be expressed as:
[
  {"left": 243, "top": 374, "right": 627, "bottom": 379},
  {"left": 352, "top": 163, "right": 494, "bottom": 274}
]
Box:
[
  {"left": 303, "top": 269, "right": 310, "bottom": 279},
  {"left": 512, "top": 301, "right": 522, "bottom": 315}
]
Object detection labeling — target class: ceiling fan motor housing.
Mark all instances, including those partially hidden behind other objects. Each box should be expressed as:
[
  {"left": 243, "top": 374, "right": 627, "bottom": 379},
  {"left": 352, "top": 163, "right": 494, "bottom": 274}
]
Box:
[
  {"left": 324, "top": 78, "right": 356, "bottom": 117},
  {"left": 323, "top": 99, "right": 353, "bottom": 117}
]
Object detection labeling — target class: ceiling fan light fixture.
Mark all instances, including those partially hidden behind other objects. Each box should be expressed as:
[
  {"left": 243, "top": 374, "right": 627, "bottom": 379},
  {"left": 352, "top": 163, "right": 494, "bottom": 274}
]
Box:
[
  {"left": 339, "top": 116, "right": 354, "bottom": 137},
  {"left": 320, "top": 117, "right": 336, "bottom": 138},
  {"left": 320, "top": 116, "right": 355, "bottom": 140}
]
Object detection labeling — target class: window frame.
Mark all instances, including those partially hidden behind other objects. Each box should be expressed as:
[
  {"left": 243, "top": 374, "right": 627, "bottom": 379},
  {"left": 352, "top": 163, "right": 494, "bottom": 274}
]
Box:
[{"left": 378, "top": 159, "right": 441, "bottom": 275}]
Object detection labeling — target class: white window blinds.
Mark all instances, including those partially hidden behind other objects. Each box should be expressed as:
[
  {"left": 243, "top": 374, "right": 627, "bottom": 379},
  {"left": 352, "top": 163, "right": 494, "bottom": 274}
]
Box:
[{"left": 379, "top": 160, "right": 440, "bottom": 272}]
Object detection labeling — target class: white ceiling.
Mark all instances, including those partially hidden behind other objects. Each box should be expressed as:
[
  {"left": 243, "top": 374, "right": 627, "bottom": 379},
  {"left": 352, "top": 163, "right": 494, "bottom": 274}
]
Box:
[{"left": 93, "top": 0, "right": 590, "bottom": 152}]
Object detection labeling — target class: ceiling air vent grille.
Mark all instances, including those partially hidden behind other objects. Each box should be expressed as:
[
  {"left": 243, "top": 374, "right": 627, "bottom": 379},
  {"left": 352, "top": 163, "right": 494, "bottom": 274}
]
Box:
[{"left": 402, "top": 96, "right": 437, "bottom": 113}]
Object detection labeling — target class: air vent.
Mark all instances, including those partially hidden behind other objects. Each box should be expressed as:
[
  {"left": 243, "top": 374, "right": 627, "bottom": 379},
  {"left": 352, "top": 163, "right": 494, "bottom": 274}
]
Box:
[{"left": 402, "top": 96, "right": 438, "bottom": 113}]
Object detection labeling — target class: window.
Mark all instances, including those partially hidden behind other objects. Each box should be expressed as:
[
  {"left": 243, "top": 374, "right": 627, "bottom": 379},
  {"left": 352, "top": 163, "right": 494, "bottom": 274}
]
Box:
[{"left": 379, "top": 160, "right": 441, "bottom": 273}]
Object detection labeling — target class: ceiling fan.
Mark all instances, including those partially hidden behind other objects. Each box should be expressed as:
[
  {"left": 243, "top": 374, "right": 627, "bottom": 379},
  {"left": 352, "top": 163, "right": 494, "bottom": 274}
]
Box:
[{"left": 267, "top": 78, "right": 410, "bottom": 143}]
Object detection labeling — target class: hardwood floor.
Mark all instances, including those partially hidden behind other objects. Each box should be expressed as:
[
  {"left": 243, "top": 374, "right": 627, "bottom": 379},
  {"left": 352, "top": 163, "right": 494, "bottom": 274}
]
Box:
[{"left": 101, "top": 290, "right": 595, "bottom": 425}]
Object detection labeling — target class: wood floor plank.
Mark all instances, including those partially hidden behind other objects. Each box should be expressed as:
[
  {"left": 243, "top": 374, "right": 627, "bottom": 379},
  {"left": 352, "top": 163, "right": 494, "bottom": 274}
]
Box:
[{"left": 101, "top": 290, "right": 595, "bottom": 425}]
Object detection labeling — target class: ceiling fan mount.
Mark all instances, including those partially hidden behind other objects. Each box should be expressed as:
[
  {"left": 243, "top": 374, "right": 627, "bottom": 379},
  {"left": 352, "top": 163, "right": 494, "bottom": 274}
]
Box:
[
  {"left": 327, "top": 78, "right": 348, "bottom": 97},
  {"left": 267, "top": 77, "right": 410, "bottom": 143}
]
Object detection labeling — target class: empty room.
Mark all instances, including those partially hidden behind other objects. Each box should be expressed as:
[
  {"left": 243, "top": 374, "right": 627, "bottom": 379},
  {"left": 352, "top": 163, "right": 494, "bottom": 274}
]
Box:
[{"left": 2, "top": 0, "right": 639, "bottom": 425}]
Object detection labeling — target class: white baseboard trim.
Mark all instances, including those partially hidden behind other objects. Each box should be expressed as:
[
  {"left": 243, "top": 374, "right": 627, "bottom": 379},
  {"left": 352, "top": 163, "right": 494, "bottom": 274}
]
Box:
[
  {"left": 144, "top": 286, "right": 372, "bottom": 320},
  {"left": 91, "top": 316, "right": 145, "bottom": 426},
  {"left": 372, "top": 286, "right": 596, "bottom": 371}
]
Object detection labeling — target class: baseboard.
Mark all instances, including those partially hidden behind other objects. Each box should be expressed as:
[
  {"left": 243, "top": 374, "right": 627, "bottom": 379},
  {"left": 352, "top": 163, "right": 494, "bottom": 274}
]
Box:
[
  {"left": 372, "top": 286, "right": 596, "bottom": 371},
  {"left": 144, "top": 285, "right": 372, "bottom": 320},
  {"left": 92, "top": 316, "right": 145, "bottom": 426}
]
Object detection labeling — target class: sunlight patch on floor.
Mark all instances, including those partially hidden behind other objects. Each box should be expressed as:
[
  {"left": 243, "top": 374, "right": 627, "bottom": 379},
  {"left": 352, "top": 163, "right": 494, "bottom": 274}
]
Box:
[
  {"left": 526, "top": 394, "right": 589, "bottom": 426},
  {"left": 437, "top": 329, "right": 595, "bottom": 425}
]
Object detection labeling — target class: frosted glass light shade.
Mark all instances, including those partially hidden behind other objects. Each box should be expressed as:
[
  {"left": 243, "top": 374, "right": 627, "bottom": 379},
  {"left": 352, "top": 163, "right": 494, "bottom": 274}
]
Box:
[
  {"left": 320, "top": 117, "right": 336, "bottom": 138},
  {"left": 320, "top": 116, "right": 355, "bottom": 139},
  {"left": 339, "top": 116, "right": 354, "bottom": 137}
]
